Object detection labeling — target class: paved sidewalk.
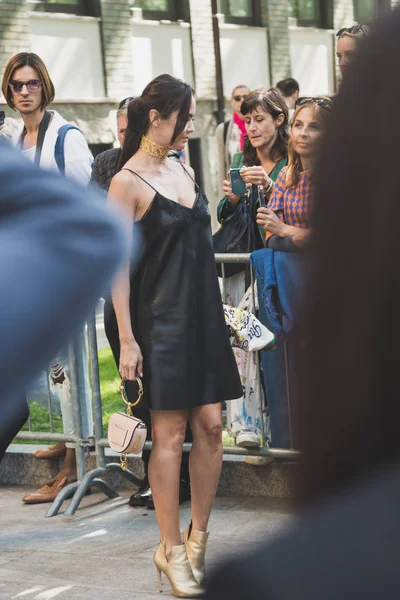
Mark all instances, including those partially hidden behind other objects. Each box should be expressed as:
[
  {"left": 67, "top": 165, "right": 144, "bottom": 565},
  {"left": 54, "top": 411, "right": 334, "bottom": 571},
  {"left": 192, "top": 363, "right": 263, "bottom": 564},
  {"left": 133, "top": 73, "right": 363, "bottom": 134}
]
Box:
[{"left": 0, "top": 486, "right": 292, "bottom": 599}]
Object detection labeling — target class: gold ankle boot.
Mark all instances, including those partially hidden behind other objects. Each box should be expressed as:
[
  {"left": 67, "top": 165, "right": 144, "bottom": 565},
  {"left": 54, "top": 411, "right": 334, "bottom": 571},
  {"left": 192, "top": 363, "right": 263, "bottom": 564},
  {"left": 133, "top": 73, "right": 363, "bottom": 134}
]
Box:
[
  {"left": 154, "top": 540, "right": 205, "bottom": 598},
  {"left": 183, "top": 523, "right": 209, "bottom": 584}
]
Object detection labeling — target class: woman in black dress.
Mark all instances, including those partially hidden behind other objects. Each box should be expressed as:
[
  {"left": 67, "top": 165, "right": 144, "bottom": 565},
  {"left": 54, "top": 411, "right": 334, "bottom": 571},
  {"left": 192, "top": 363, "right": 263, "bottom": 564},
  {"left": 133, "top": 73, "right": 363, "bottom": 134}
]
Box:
[{"left": 106, "top": 74, "right": 242, "bottom": 597}]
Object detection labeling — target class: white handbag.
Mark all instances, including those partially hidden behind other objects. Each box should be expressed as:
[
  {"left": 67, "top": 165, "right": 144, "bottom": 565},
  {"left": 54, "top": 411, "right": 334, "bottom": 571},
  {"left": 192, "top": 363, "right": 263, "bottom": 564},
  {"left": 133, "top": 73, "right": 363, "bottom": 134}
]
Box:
[{"left": 108, "top": 377, "right": 147, "bottom": 470}]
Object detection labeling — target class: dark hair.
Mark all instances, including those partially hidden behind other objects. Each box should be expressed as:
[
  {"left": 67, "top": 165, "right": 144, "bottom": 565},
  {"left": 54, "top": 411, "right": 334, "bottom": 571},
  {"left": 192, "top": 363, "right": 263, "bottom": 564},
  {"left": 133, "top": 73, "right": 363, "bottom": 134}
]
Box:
[
  {"left": 241, "top": 88, "right": 289, "bottom": 165},
  {"left": 296, "top": 7, "right": 400, "bottom": 505},
  {"left": 1, "top": 52, "right": 55, "bottom": 111},
  {"left": 276, "top": 78, "right": 300, "bottom": 98},
  {"left": 118, "top": 74, "right": 193, "bottom": 170}
]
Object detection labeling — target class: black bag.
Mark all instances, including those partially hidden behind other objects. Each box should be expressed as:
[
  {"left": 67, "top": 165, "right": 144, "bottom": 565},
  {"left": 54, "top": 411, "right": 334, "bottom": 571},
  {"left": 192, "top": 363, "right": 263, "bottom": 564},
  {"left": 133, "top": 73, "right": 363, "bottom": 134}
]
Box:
[{"left": 213, "top": 192, "right": 256, "bottom": 278}]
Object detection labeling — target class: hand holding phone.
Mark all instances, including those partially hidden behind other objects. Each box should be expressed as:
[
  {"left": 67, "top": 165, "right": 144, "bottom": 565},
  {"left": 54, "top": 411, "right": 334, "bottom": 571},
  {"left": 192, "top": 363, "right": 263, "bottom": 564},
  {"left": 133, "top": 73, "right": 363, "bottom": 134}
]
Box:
[{"left": 229, "top": 168, "right": 247, "bottom": 196}]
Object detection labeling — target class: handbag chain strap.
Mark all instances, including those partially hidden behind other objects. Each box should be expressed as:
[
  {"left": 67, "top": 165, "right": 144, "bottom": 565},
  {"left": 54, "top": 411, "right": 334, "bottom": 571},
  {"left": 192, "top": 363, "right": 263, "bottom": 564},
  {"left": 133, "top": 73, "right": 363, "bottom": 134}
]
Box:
[
  {"left": 119, "top": 377, "right": 143, "bottom": 416},
  {"left": 119, "top": 377, "right": 143, "bottom": 470}
]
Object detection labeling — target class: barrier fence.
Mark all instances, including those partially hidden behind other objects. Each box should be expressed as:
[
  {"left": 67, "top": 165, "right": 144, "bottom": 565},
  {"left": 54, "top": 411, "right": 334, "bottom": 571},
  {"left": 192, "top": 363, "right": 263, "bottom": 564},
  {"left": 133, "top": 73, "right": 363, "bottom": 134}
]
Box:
[{"left": 14, "top": 254, "right": 299, "bottom": 517}]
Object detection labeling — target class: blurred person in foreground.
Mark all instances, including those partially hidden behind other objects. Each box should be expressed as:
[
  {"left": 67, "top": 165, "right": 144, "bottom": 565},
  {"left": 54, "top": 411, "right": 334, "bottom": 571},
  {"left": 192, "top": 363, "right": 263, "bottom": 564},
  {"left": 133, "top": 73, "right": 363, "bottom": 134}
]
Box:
[
  {"left": 0, "top": 143, "right": 127, "bottom": 463},
  {"left": 206, "top": 8, "right": 400, "bottom": 599}
]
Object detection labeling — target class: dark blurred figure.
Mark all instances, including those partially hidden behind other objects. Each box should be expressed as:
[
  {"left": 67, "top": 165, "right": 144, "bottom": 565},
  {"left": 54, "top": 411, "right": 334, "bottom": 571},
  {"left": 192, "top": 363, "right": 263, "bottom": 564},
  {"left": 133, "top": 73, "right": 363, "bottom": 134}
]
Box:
[
  {"left": 276, "top": 78, "right": 300, "bottom": 110},
  {"left": 206, "top": 8, "right": 400, "bottom": 599},
  {"left": 0, "top": 143, "right": 127, "bottom": 462}
]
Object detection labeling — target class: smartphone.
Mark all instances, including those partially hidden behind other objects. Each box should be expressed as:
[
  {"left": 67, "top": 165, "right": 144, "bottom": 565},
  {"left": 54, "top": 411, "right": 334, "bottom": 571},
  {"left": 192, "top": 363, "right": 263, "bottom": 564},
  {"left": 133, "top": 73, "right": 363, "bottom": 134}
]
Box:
[
  {"left": 0, "top": 111, "right": 5, "bottom": 127},
  {"left": 229, "top": 168, "right": 247, "bottom": 195}
]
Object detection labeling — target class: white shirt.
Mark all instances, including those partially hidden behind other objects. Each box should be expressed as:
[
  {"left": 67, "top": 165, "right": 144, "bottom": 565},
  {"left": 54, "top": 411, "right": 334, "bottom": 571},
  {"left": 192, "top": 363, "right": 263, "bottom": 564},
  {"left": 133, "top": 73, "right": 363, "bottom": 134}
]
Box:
[{"left": 12, "top": 110, "right": 93, "bottom": 186}]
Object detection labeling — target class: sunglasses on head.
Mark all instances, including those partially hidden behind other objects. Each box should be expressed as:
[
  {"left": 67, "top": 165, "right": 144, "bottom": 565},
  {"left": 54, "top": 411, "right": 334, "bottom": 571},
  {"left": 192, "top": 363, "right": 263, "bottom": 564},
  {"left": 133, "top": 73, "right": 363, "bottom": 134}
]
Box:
[
  {"left": 9, "top": 79, "right": 42, "bottom": 93},
  {"left": 233, "top": 94, "right": 248, "bottom": 102},
  {"left": 118, "top": 96, "right": 134, "bottom": 109},
  {"left": 295, "top": 97, "right": 332, "bottom": 110},
  {"left": 336, "top": 24, "right": 368, "bottom": 37}
]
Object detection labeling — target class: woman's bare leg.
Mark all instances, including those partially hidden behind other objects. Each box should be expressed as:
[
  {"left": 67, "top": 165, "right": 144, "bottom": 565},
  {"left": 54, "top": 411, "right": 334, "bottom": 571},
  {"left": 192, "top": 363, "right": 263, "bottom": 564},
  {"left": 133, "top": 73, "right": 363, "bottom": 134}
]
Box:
[
  {"left": 149, "top": 408, "right": 189, "bottom": 556},
  {"left": 188, "top": 403, "right": 223, "bottom": 532}
]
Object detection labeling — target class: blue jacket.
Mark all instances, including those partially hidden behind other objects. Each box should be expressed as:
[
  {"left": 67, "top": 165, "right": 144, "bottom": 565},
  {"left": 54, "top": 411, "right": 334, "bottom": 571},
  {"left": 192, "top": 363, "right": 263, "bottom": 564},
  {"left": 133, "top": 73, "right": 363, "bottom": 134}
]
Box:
[{"left": 250, "top": 248, "right": 305, "bottom": 338}]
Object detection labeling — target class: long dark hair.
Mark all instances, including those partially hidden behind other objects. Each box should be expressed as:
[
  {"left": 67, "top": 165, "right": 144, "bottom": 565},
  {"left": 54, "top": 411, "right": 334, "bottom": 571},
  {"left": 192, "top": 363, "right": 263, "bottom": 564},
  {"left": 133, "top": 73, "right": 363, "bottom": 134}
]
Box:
[
  {"left": 1, "top": 52, "right": 55, "bottom": 111},
  {"left": 118, "top": 74, "right": 193, "bottom": 170},
  {"left": 296, "top": 10, "right": 400, "bottom": 505},
  {"left": 240, "top": 88, "right": 289, "bottom": 166}
]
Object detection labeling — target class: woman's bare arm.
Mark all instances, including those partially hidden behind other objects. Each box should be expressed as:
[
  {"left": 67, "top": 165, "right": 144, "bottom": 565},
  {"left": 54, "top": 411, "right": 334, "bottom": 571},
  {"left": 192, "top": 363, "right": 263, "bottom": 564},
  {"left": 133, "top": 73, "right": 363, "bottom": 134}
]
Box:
[{"left": 108, "top": 172, "right": 143, "bottom": 379}]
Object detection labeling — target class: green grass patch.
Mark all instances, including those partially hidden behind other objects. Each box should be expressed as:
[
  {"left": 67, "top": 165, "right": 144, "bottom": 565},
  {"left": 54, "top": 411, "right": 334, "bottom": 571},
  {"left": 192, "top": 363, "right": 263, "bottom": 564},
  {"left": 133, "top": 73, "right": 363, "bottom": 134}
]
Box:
[{"left": 19, "top": 347, "right": 235, "bottom": 445}]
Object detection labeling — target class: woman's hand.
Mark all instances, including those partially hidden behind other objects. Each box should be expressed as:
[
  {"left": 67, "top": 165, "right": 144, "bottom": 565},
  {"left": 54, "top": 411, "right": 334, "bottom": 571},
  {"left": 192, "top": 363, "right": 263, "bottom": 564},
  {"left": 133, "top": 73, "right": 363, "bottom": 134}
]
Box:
[
  {"left": 240, "top": 166, "right": 272, "bottom": 189},
  {"left": 119, "top": 338, "right": 143, "bottom": 380},
  {"left": 222, "top": 176, "right": 241, "bottom": 206},
  {"left": 292, "top": 228, "right": 312, "bottom": 248},
  {"left": 256, "top": 207, "right": 286, "bottom": 236}
]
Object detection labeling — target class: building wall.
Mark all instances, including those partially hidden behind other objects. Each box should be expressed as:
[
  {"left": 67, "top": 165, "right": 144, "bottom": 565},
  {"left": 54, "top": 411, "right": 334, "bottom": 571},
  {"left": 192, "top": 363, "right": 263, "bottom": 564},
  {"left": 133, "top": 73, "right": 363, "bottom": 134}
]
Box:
[
  {"left": 219, "top": 24, "right": 271, "bottom": 94},
  {"left": 290, "top": 27, "right": 335, "bottom": 95},
  {"left": 100, "top": 0, "right": 134, "bottom": 100},
  {"left": 0, "top": 0, "right": 381, "bottom": 214},
  {"left": 130, "top": 20, "right": 194, "bottom": 96},
  {"left": 0, "top": 1, "right": 30, "bottom": 75},
  {"left": 261, "top": 0, "right": 291, "bottom": 85},
  {"left": 29, "top": 13, "right": 105, "bottom": 100}
]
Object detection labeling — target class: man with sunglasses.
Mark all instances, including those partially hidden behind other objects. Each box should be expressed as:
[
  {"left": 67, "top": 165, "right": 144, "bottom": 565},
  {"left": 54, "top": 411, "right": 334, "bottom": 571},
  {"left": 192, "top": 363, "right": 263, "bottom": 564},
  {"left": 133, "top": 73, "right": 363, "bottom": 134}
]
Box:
[
  {"left": 336, "top": 25, "right": 371, "bottom": 76},
  {"left": 216, "top": 84, "right": 250, "bottom": 187},
  {"left": 1, "top": 52, "right": 94, "bottom": 504}
]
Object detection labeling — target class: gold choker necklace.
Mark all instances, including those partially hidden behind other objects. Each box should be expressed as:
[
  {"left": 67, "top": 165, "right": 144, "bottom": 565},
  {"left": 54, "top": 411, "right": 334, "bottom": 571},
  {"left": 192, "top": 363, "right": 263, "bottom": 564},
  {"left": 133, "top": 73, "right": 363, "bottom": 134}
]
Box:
[{"left": 140, "top": 135, "right": 170, "bottom": 160}]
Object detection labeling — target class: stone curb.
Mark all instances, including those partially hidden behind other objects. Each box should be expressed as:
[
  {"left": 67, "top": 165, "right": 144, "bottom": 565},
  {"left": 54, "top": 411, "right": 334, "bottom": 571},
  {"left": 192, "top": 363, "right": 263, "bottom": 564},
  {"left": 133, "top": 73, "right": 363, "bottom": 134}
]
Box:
[{"left": 0, "top": 444, "right": 296, "bottom": 499}]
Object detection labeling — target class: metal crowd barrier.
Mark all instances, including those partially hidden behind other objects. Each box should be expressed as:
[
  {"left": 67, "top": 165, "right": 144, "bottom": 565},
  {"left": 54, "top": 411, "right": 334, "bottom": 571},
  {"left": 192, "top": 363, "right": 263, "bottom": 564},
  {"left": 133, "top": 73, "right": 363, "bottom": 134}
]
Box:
[{"left": 13, "top": 254, "right": 299, "bottom": 517}]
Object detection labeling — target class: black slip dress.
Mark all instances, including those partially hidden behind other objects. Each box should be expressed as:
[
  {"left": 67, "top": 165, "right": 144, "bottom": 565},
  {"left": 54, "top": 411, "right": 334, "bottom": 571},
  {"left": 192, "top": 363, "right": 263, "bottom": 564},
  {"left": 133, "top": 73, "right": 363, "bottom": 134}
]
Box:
[{"left": 104, "top": 164, "right": 242, "bottom": 410}]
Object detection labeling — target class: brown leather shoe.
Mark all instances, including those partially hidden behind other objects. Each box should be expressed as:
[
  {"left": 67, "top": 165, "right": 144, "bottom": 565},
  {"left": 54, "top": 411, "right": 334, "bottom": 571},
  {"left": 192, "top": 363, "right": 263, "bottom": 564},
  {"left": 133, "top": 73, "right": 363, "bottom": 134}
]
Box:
[
  {"left": 22, "top": 471, "right": 76, "bottom": 504},
  {"left": 33, "top": 442, "right": 66, "bottom": 460}
]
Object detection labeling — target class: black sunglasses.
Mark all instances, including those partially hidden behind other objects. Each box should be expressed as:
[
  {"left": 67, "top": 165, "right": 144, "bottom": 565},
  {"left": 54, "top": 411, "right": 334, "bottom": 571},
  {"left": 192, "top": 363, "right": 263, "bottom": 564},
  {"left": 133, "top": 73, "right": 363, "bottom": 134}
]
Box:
[
  {"left": 9, "top": 79, "right": 42, "bottom": 93},
  {"left": 336, "top": 24, "right": 368, "bottom": 37},
  {"left": 295, "top": 97, "right": 332, "bottom": 110},
  {"left": 233, "top": 95, "right": 248, "bottom": 102},
  {"left": 118, "top": 96, "right": 134, "bottom": 109}
]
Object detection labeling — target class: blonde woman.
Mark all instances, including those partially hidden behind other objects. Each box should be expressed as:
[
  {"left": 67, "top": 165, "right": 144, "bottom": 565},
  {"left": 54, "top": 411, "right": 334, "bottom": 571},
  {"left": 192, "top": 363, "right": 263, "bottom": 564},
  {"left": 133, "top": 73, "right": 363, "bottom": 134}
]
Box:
[{"left": 257, "top": 96, "right": 332, "bottom": 247}]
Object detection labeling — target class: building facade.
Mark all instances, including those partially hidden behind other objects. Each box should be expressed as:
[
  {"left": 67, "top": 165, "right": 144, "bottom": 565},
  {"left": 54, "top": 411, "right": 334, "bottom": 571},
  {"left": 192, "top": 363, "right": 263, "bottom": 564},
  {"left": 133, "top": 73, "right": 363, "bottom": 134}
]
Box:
[{"left": 0, "top": 0, "right": 385, "bottom": 227}]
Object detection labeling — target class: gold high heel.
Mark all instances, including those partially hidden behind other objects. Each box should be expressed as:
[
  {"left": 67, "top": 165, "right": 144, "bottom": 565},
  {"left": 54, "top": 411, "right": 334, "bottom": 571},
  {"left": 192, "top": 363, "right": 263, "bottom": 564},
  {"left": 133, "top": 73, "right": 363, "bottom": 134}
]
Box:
[
  {"left": 154, "top": 540, "right": 205, "bottom": 598},
  {"left": 183, "top": 522, "right": 209, "bottom": 584}
]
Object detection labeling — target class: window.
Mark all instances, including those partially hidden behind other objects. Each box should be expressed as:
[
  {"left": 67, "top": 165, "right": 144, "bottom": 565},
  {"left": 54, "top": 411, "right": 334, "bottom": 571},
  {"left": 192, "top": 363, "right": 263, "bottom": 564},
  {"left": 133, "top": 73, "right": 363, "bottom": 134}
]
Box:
[
  {"left": 130, "top": 0, "right": 189, "bottom": 21},
  {"left": 30, "top": 0, "right": 99, "bottom": 16},
  {"left": 354, "top": 0, "right": 376, "bottom": 23},
  {"left": 220, "top": 0, "right": 261, "bottom": 25},
  {"left": 289, "top": 0, "right": 333, "bottom": 28}
]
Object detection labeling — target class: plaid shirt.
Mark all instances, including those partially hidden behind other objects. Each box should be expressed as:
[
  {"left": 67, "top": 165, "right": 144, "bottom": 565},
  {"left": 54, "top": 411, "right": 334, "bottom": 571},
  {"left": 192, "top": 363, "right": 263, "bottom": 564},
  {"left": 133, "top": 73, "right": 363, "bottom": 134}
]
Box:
[{"left": 266, "top": 167, "right": 312, "bottom": 241}]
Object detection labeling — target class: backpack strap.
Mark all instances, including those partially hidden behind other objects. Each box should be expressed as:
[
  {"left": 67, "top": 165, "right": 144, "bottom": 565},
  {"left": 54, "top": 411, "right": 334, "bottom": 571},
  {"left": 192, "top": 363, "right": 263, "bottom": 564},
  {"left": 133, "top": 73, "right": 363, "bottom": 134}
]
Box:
[{"left": 54, "top": 124, "right": 82, "bottom": 176}]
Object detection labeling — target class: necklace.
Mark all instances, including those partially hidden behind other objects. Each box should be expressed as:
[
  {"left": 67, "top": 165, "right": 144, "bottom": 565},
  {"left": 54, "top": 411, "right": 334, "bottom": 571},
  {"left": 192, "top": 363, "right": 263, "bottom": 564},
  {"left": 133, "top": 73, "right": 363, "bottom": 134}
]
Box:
[{"left": 140, "top": 135, "right": 170, "bottom": 160}]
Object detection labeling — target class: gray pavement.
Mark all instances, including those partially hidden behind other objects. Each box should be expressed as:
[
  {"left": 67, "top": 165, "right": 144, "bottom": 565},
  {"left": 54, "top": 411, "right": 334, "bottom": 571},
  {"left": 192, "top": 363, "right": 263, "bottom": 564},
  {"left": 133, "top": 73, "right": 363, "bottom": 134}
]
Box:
[{"left": 0, "top": 486, "right": 292, "bottom": 599}]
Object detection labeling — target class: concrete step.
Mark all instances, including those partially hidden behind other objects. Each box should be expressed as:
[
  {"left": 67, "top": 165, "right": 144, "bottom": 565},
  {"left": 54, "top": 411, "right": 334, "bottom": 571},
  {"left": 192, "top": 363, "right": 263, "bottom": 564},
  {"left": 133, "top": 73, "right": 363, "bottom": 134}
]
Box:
[{"left": 0, "top": 444, "right": 296, "bottom": 499}]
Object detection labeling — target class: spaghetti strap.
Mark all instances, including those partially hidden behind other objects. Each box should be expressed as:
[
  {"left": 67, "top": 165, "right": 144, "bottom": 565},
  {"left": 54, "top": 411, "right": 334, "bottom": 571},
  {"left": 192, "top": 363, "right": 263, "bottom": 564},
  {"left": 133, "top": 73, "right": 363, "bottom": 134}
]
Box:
[
  {"left": 121, "top": 168, "right": 159, "bottom": 194},
  {"left": 179, "top": 162, "right": 199, "bottom": 189}
]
